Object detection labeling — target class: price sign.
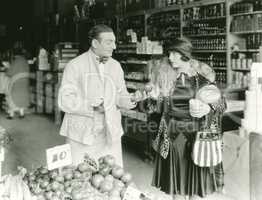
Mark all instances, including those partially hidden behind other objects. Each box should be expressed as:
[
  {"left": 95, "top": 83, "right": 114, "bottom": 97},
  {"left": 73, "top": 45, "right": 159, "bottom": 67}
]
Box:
[
  {"left": 46, "top": 144, "right": 72, "bottom": 170},
  {"left": 0, "top": 147, "right": 4, "bottom": 162},
  {"left": 123, "top": 186, "right": 153, "bottom": 200}
]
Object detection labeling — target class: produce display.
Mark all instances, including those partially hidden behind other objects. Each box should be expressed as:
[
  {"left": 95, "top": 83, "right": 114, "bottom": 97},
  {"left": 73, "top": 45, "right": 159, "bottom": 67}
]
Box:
[
  {"left": 0, "top": 126, "right": 12, "bottom": 148},
  {"left": 10, "top": 154, "right": 135, "bottom": 200}
]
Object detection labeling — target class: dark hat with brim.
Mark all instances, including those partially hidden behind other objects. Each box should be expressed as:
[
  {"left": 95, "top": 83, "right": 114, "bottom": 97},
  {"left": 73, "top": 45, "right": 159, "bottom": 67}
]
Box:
[{"left": 167, "top": 37, "right": 193, "bottom": 59}]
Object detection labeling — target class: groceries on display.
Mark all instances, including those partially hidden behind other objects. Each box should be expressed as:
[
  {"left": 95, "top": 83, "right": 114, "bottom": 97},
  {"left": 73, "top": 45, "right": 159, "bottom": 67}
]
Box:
[
  {"left": 52, "top": 43, "right": 79, "bottom": 71},
  {"left": 0, "top": 154, "right": 169, "bottom": 200}
]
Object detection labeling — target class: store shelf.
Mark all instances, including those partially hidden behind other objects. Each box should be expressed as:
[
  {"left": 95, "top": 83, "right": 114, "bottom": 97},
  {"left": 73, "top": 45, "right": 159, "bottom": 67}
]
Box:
[
  {"left": 120, "top": 60, "right": 148, "bottom": 65},
  {"left": 231, "top": 68, "right": 250, "bottom": 72},
  {"left": 231, "top": 11, "right": 262, "bottom": 17},
  {"left": 123, "top": 10, "right": 146, "bottom": 18},
  {"left": 231, "top": 30, "right": 262, "bottom": 34},
  {"left": 150, "top": 36, "right": 180, "bottom": 41},
  {"left": 125, "top": 72, "right": 145, "bottom": 81},
  {"left": 224, "top": 87, "right": 248, "bottom": 93},
  {"left": 182, "top": 0, "right": 226, "bottom": 8},
  {"left": 147, "top": 4, "right": 181, "bottom": 15},
  {"left": 148, "top": 20, "right": 180, "bottom": 28},
  {"left": 186, "top": 33, "right": 226, "bottom": 37},
  {"left": 184, "top": 16, "right": 226, "bottom": 22},
  {"left": 115, "top": 52, "right": 163, "bottom": 56},
  {"left": 120, "top": 0, "right": 227, "bottom": 16},
  {"left": 213, "top": 67, "right": 227, "bottom": 71},
  {"left": 232, "top": 49, "right": 259, "bottom": 53},
  {"left": 193, "top": 49, "right": 227, "bottom": 52},
  {"left": 126, "top": 81, "right": 147, "bottom": 90},
  {"left": 125, "top": 77, "right": 145, "bottom": 82}
]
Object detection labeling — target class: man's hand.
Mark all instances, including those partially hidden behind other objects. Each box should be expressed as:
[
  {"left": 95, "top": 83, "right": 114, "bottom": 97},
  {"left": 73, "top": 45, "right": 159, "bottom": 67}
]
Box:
[
  {"left": 94, "top": 104, "right": 104, "bottom": 113},
  {"left": 189, "top": 99, "right": 210, "bottom": 118},
  {"left": 90, "top": 98, "right": 104, "bottom": 113}
]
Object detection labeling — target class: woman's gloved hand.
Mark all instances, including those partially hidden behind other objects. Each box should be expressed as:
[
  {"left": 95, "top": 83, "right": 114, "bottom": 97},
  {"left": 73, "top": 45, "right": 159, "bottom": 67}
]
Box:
[
  {"left": 189, "top": 99, "right": 210, "bottom": 118},
  {"left": 130, "top": 90, "right": 145, "bottom": 102}
]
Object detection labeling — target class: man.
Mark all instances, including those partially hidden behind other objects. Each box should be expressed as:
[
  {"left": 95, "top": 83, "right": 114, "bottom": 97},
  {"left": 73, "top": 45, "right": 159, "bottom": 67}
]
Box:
[{"left": 58, "top": 24, "right": 137, "bottom": 166}]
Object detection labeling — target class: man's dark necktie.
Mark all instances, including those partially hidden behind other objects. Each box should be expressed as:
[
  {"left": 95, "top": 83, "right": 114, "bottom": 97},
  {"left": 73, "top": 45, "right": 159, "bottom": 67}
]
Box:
[{"left": 97, "top": 56, "right": 109, "bottom": 64}]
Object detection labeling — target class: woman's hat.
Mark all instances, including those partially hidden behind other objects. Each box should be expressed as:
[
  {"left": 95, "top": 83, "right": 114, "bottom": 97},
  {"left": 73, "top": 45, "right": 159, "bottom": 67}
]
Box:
[{"left": 166, "top": 37, "right": 193, "bottom": 59}]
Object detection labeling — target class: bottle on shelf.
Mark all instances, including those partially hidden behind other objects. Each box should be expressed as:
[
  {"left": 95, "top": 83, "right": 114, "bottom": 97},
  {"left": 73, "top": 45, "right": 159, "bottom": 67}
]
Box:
[
  {"left": 183, "top": 3, "right": 226, "bottom": 21},
  {"left": 231, "top": 14, "right": 262, "bottom": 32},
  {"left": 195, "top": 54, "right": 226, "bottom": 68},
  {"left": 191, "top": 38, "right": 226, "bottom": 50},
  {"left": 183, "top": 21, "right": 226, "bottom": 35},
  {"left": 147, "top": 10, "right": 180, "bottom": 41},
  {"left": 232, "top": 71, "right": 250, "bottom": 88}
]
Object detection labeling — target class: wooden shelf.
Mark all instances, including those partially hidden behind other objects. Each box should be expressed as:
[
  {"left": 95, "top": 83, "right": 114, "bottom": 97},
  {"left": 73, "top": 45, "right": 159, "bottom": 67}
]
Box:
[
  {"left": 120, "top": 108, "right": 147, "bottom": 122},
  {"left": 213, "top": 67, "right": 227, "bottom": 71},
  {"left": 232, "top": 68, "right": 250, "bottom": 72},
  {"left": 184, "top": 16, "right": 226, "bottom": 22},
  {"left": 232, "top": 49, "right": 259, "bottom": 53},
  {"left": 126, "top": 81, "right": 148, "bottom": 90},
  {"left": 231, "top": 11, "right": 262, "bottom": 17},
  {"left": 125, "top": 77, "right": 145, "bottom": 81},
  {"left": 148, "top": 21, "right": 180, "bottom": 27},
  {"left": 192, "top": 49, "right": 227, "bottom": 53},
  {"left": 147, "top": 5, "right": 181, "bottom": 15},
  {"left": 186, "top": 33, "right": 226, "bottom": 37},
  {"left": 120, "top": 60, "right": 148, "bottom": 65},
  {"left": 231, "top": 30, "right": 262, "bottom": 34},
  {"left": 182, "top": 0, "right": 226, "bottom": 8},
  {"left": 115, "top": 52, "right": 137, "bottom": 54},
  {"left": 119, "top": 0, "right": 226, "bottom": 17},
  {"left": 149, "top": 36, "right": 180, "bottom": 41},
  {"left": 115, "top": 52, "right": 163, "bottom": 56},
  {"left": 123, "top": 10, "right": 146, "bottom": 18},
  {"left": 224, "top": 87, "right": 247, "bottom": 93}
]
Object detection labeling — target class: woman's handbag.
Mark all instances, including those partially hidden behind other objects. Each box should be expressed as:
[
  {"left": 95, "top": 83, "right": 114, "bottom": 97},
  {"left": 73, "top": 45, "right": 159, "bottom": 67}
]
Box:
[
  {"left": 192, "top": 80, "right": 223, "bottom": 167},
  {"left": 152, "top": 116, "right": 170, "bottom": 159},
  {"left": 192, "top": 128, "right": 222, "bottom": 167}
]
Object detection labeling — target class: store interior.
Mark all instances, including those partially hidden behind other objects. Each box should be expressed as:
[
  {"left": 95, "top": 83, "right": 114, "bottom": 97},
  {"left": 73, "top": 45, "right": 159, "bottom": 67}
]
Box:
[{"left": 0, "top": 0, "right": 262, "bottom": 200}]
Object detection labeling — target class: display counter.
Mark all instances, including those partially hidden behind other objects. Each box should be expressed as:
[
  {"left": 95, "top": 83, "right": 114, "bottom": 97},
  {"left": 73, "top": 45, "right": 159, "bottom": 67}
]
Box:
[
  {"left": 223, "top": 130, "right": 262, "bottom": 200},
  {"left": 223, "top": 130, "right": 249, "bottom": 200}
]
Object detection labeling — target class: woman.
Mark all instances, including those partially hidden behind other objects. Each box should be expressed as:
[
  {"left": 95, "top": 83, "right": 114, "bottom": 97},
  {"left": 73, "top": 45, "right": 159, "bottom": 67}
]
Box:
[{"left": 147, "top": 38, "right": 226, "bottom": 199}]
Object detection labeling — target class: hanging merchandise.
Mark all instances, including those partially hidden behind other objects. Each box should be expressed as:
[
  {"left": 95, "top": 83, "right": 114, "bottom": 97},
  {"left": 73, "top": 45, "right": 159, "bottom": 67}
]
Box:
[{"left": 81, "top": 0, "right": 96, "bottom": 19}]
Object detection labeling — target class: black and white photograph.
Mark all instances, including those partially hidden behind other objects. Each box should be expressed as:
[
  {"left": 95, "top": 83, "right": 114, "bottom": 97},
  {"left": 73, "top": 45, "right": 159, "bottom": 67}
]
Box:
[{"left": 0, "top": 0, "right": 261, "bottom": 199}]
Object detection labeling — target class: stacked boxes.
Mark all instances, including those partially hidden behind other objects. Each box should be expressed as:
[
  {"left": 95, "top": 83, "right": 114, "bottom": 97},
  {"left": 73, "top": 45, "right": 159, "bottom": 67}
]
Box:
[
  {"left": 53, "top": 42, "right": 79, "bottom": 71},
  {"left": 137, "top": 37, "right": 163, "bottom": 54}
]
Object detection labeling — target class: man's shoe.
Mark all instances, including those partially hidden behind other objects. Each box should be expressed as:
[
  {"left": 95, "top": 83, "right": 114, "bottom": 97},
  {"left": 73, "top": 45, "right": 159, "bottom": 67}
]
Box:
[{"left": 7, "top": 115, "right": 13, "bottom": 120}]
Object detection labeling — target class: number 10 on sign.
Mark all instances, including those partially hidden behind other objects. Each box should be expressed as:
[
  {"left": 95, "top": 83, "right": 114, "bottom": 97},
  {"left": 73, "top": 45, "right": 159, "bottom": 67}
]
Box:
[{"left": 46, "top": 144, "right": 72, "bottom": 170}]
